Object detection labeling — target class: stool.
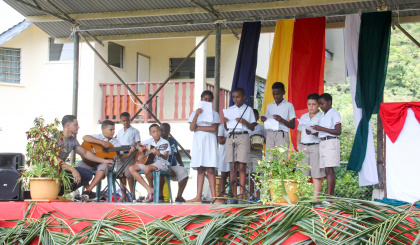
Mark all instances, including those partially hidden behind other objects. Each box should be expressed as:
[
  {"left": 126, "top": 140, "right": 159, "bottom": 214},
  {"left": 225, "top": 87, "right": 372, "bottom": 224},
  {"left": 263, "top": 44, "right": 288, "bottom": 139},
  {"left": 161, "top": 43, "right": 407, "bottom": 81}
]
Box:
[
  {"left": 132, "top": 170, "right": 173, "bottom": 203},
  {"left": 82, "top": 170, "right": 117, "bottom": 203}
]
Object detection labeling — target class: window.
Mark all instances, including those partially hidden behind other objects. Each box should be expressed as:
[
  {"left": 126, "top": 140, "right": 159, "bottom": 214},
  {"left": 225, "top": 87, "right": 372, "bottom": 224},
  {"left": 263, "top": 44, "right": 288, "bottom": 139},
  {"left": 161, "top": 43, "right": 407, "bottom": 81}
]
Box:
[
  {"left": 108, "top": 42, "right": 124, "bottom": 68},
  {"left": 169, "top": 57, "right": 215, "bottom": 79},
  {"left": 49, "top": 38, "right": 73, "bottom": 61},
  {"left": 0, "top": 47, "right": 21, "bottom": 84}
]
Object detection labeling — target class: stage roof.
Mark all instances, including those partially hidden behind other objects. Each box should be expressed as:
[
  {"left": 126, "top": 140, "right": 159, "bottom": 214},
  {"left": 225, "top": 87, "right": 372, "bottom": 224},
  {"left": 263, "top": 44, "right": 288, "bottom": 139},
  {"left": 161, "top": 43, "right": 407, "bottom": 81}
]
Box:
[{"left": 4, "top": 0, "right": 420, "bottom": 41}]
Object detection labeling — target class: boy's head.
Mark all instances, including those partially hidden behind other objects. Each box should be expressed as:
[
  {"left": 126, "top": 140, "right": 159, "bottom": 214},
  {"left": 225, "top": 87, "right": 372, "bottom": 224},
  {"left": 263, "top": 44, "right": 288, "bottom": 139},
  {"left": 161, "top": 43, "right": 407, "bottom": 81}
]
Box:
[
  {"left": 232, "top": 88, "right": 246, "bottom": 106},
  {"left": 101, "top": 120, "right": 115, "bottom": 139},
  {"left": 253, "top": 109, "right": 260, "bottom": 122},
  {"left": 149, "top": 123, "right": 161, "bottom": 141},
  {"left": 120, "top": 112, "right": 131, "bottom": 128},
  {"left": 272, "top": 82, "right": 285, "bottom": 103},
  {"left": 160, "top": 123, "right": 171, "bottom": 139},
  {"left": 306, "top": 93, "right": 320, "bottom": 114},
  {"left": 62, "top": 115, "right": 79, "bottom": 134},
  {"left": 318, "top": 93, "right": 332, "bottom": 112},
  {"left": 201, "top": 90, "right": 214, "bottom": 102}
]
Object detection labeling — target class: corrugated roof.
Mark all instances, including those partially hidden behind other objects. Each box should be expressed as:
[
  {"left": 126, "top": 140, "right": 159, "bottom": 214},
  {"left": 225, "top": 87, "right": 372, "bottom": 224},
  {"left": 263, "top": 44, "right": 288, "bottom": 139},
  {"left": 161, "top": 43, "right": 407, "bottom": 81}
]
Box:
[
  {"left": 0, "top": 21, "right": 33, "bottom": 46},
  {"left": 3, "top": 0, "right": 420, "bottom": 40}
]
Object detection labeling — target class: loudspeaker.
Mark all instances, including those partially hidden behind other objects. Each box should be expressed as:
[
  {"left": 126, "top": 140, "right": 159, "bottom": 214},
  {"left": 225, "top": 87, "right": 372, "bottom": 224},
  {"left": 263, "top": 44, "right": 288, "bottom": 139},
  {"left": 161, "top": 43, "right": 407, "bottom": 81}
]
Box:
[{"left": 0, "top": 153, "right": 24, "bottom": 201}]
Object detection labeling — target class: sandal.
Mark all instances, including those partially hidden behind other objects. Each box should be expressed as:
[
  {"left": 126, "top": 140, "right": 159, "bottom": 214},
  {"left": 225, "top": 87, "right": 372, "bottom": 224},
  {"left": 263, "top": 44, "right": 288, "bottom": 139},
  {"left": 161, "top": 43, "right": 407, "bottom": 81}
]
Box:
[{"left": 145, "top": 194, "right": 154, "bottom": 203}]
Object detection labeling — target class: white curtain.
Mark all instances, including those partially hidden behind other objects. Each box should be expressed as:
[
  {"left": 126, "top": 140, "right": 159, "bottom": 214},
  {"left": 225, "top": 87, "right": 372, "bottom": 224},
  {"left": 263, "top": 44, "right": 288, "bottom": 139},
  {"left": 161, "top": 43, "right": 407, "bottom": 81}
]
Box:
[
  {"left": 344, "top": 14, "right": 378, "bottom": 186},
  {"left": 386, "top": 109, "right": 420, "bottom": 203}
]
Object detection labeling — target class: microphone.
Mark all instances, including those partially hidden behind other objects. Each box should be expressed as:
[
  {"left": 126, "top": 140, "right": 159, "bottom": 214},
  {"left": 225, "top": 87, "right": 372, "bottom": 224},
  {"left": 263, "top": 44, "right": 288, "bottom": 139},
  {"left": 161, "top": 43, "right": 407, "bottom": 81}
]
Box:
[{"left": 246, "top": 96, "right": 254, "bottom": 102}]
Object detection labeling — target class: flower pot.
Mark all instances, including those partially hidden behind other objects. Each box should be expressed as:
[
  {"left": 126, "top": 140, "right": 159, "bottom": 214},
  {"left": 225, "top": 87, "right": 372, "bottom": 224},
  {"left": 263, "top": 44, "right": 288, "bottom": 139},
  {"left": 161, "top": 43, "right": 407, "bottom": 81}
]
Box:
[
  {"left": 269, "top": 179, "right": 299, "bottom": 204},
  {"left": 29, "top": 178, "right": 60, "bottom": 201}
]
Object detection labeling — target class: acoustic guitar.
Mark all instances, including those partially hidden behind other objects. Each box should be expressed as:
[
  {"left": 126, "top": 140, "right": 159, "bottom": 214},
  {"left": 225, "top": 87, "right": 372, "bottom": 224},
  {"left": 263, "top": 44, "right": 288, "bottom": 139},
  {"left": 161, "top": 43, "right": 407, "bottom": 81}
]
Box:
[
  {"left": 81, "top": 141, "right": 132, "bottom": 166},
  {"left": 135, "top": 144, "right": 168, "bottom": 165}
]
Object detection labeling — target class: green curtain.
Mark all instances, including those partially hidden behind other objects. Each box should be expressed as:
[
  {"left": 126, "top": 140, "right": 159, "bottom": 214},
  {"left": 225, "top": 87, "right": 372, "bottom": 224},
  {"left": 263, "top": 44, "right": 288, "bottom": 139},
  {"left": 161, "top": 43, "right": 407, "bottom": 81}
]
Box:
[{"left": 348, "top": 11, "right": 391, "bottom": 172}]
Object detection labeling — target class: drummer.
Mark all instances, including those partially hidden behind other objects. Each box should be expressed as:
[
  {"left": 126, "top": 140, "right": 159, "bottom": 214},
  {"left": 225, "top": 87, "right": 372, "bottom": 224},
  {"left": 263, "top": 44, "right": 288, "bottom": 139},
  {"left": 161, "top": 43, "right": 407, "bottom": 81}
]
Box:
[{"left": 249, "top": 109, "right": 266, "bottom": 201}]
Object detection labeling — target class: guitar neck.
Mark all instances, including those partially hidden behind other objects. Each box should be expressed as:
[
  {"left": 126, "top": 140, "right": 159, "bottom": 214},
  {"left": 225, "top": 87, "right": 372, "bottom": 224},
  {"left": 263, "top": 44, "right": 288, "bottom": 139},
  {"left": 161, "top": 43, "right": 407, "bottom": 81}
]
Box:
[{"left": 107, "top": 146, "right": 132, "bottom": 152}]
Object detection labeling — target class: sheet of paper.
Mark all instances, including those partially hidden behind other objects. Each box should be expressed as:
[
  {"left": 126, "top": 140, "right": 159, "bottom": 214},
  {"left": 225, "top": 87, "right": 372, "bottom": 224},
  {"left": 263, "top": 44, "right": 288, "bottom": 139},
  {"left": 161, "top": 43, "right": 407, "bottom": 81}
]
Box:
[
  {"left": 297, "top": 118, "right": 318, "bottom": 134},
  {"left": 197, "top": 101, "right": 213, "bottom": 122},
  {"left": 263, "top": 114, "right": 279, "bottom": 130},
  {"left": 223, "top": 109, "right": 242, "bottom": 129}
]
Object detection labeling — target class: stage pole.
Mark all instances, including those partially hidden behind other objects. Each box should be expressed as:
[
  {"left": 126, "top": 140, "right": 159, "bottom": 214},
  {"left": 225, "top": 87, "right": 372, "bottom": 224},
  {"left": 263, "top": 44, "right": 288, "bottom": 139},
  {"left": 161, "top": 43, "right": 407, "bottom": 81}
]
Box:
[
  {"left": 70, "top": 31, "right": 79, "bottom": 164},
  {"left": 214, "top": 23, "right": 221, "bottom": 112}
]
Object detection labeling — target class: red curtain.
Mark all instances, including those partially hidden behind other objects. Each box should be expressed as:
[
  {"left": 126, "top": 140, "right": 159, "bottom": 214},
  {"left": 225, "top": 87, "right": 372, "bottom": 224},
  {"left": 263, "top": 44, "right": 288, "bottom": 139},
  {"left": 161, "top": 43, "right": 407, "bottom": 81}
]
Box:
[
  {"left": 288, "top": 17, "right": 326, "bottom": 149},
  {"left": 379, "top": 102, "right": 420, "bottom": 143}
]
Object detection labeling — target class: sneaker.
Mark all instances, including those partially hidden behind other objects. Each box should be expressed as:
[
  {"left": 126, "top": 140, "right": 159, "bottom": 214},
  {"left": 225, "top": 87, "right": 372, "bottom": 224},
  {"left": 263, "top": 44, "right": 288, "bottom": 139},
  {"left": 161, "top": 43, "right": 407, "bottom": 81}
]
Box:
[
  {"left": 175, "top": 197, "right": 186, "bottom": 203},
  {"left": 145, "top": 194, "right": 154, "bottom": 203},
  {"left": 81, "top": 191, "right": 97, "bottom": 201}
]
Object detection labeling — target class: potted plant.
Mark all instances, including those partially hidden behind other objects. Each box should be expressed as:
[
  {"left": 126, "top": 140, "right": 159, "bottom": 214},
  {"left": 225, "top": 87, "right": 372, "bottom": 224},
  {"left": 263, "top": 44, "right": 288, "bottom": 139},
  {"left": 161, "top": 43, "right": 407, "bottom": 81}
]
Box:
[
  {"left": 19, "top": 117, "right": 74, "bottom": 200},
  {"left": 255, "top": 145, "right": 312, "bottom": 205}
]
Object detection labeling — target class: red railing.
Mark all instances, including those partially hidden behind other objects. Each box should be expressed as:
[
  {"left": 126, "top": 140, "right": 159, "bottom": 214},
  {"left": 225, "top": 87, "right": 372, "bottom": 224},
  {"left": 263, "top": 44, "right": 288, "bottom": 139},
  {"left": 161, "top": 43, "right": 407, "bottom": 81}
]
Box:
[{"left": 99, "top": 81, "right": 230, "bottom": 123}]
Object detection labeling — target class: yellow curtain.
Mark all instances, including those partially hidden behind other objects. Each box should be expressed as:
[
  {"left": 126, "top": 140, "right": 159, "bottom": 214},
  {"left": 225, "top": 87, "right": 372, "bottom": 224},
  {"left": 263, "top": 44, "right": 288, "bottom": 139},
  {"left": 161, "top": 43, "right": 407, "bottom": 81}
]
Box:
[{"left": 261, "top": 20, "right": 295, "bottom": 116}]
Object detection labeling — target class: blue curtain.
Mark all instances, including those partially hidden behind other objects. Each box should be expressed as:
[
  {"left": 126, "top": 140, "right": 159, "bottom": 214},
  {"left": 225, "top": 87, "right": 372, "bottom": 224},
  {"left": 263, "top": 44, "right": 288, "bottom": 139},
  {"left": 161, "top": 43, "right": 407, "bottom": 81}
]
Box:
[{"left": 230, "top": 22, "right": 261, "bottom": 107}]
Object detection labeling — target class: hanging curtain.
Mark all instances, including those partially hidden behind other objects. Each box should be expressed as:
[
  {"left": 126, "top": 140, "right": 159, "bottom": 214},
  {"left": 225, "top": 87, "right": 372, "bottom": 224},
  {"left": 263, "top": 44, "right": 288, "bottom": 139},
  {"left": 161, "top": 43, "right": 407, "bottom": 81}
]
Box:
[
  {"left": 288, "top": 17, "right": 326, "bottom": 149},
  {"left": 347, "top": 11, "right": 392, "bottom": 172},
  {"left": 260, "top": 20, "right": 294, "bottom": 115},
  {"left": 345, "top": 14, "right": 378, "bottom": 186},
  {"left": 230, "top": 22, "right": 261, "bottom": 107}
]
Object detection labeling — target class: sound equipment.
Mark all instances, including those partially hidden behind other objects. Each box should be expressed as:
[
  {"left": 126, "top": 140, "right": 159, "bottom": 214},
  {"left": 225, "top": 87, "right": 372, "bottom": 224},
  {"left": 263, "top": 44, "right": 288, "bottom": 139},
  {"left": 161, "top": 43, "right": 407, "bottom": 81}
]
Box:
[
  {"left": 0, "top": 153, "right": 24, "bottom": 201},
  {"left": 81, "top": 141, "right": 132, "bottom": 166},
  {"left": 250, "top": 134, "right": 265, "bottom": 149},
  {"left": 135, "top": 144, "right": 168, "bottom": 165}
]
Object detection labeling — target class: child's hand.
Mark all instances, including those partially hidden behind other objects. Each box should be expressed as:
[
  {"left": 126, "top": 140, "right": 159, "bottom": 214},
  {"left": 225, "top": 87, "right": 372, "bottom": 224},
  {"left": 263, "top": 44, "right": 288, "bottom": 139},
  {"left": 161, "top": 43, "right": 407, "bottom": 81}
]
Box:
[
  {"left": 305, "top": 129, "right": 312, "bottom": 135},
  {"left": 273, "top": 115, "right": 284, "bottom": 123},
  {"left": 312, "top": 125, "right": 322, "bottom": 131},
  {"left": 260, "top": 116, "right": 267, "bottom": 122},
  {"left": 236, "top": 118, "right": 247, "bottom": 124},
  {"left": 223, "top": 117, "right": 229, "bottom": 123},
  {"left": 101, "top": 141, "right": 111, "bottom": 148},
  {"left": 128, "top": 146, "right": 135, "bottom": 156},
  {"left": 152, "top": 148, "right": 161, "bottom": 156},
  {"left": 196, "top": 108, "right": 203, "bottom": 115}
]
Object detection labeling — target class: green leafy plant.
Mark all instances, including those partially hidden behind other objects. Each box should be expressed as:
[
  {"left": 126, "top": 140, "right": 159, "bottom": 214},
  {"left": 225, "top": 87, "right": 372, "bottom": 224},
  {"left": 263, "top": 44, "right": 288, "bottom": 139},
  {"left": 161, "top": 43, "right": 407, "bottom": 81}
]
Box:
[
  {"left": 19, "top": 117, "right": 74, "bottom": 195},
  {"left": 255, "top": 145, "right": 312, "bottom": 204}
]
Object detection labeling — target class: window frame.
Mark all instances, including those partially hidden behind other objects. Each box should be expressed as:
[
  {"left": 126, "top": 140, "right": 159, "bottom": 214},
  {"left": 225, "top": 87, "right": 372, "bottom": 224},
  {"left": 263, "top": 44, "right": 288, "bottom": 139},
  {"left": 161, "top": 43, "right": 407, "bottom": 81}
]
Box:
[
  {"left": 108, "top": 42, "right": 124, "bottom": 69},
  {"left": 0, "top": 47, "right": 22, "bottom": 85}
]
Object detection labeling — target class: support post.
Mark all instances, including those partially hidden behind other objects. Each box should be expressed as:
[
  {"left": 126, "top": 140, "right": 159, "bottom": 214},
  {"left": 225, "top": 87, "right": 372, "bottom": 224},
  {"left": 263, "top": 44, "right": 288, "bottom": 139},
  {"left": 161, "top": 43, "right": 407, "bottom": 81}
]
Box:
[
  {"left": 71, "top": 32, "right": 79, "bottom": 164},
  {"left": 214, "top": 23, "right": 221, "bottom": 112},
  {"left": 194, "top": 36, "right": 207, "bottom": 108},
  {"left": 377, "top": 114, "right": 384, "bottom": 189}
]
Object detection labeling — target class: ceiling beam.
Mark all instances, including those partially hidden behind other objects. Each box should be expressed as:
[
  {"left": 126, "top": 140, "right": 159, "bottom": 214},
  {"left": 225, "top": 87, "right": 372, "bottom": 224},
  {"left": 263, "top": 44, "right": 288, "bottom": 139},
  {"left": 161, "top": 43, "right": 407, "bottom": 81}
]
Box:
[{"left": 26, "top": 0, "right": 371, "bottom": 23}]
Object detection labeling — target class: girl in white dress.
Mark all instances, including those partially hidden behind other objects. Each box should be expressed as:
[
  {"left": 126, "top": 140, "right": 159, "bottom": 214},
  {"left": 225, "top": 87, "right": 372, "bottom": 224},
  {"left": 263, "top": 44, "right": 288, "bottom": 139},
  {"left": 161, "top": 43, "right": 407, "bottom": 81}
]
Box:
[{"left": 187, "top": 90, "right": 220, "bottom": 203}]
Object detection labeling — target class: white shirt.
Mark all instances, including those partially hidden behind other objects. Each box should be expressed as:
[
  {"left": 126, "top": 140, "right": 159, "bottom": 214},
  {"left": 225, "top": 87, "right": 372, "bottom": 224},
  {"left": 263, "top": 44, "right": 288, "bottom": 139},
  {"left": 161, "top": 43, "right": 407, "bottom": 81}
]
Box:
[
  {"left": 116, "top": 126, "right": 140, "bottom": 146},
  {"left": 265, "top": 100, "right": 296, "bottom": 131},
  {"left": 141, "top": 137, "right": 171, "bottom": 165},
  {"left": 250, "top": 123, "right": 267, "bottom": 137},
  {"left": 91, "top": 134, "right": 121, "bottom": 147},
  {"left": 297, "top": 112, "right": 321, "bottom": 144},
  {"left": 318, "top": 108, "right": 341, "bottom": 138},
  {"left": 226, "top": 104, "right": 256, "bottom": 134}
]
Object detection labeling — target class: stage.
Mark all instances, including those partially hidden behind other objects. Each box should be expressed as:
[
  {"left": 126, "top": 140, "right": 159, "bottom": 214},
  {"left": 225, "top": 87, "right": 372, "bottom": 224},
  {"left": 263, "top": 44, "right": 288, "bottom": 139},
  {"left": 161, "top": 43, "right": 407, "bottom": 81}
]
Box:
[{"left": 0, "top": 199, "right": 419, "bottom": 244}]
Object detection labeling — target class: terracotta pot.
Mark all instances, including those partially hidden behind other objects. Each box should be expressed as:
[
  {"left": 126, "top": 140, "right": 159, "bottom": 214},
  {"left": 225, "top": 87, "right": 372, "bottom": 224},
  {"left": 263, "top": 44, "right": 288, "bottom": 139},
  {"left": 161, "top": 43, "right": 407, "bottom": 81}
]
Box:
[
  {"left": 29, "top": 178, "right": 60, "bottom": 201},
  {"left": 269, "top": 179, "right": 299, "bottom": 204}
]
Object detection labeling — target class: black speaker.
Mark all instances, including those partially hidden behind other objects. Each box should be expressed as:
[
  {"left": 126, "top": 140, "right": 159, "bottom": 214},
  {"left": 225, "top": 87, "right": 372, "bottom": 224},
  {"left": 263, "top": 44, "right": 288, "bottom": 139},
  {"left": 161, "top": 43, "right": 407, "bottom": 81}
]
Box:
[{"left": 0, "top": 153, "right": 24, "bottom": 201}]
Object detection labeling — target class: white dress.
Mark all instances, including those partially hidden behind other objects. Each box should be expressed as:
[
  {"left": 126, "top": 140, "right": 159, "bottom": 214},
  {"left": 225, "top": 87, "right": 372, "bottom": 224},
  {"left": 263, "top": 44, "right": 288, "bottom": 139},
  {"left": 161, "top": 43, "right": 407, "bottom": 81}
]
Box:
[
  {"left": 217, "top": 124, "right": 230, "bottom": 172},
  {"left": 188, "top": 110, "right": 220, "bottom": 169}
]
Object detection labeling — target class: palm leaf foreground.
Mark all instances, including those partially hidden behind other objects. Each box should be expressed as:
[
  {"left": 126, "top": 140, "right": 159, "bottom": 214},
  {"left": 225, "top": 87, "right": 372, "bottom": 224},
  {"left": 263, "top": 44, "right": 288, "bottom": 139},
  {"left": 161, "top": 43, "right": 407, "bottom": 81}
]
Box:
[{"left": 1, "top": 197, "right": 419, "bottom": 244}]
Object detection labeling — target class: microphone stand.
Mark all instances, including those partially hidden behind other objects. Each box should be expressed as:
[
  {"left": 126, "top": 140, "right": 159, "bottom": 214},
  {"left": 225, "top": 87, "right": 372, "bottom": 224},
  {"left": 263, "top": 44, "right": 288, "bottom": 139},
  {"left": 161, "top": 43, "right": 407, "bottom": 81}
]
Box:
[{"left": 215, "top": 97, "right": 253, "bottom": 203}]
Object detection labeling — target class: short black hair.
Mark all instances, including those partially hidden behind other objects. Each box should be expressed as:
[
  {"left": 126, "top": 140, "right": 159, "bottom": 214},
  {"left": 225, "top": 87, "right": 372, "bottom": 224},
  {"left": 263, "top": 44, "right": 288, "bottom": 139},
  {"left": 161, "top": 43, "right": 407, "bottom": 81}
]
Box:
[
  {"left": 272, "top": 82, "right": 285, "bottom": 91},
  {"left": 101, "top": 120, "right": 115, "bottom": 129},
  {"left": 201, "top": 90, "right": 214, "bottom": 100},
  {"left": 232, "top": 87, "right": 245, "bottom": 96},
  {"left": 160, "top": 122, "right": 171, "bottom": 130},
  {"left": 149, "top": 123, "right": 160, "bottom": 132},
  {"left": 319, "top": 93, "right": 333, "bottom": 104},
  {"left": 307, "top": 93, "right": 319, "bottom": 101},
  {"left": 253, "top": 109, "right": 259, "bottom": 117},
  {"left": 62, "top": 115, "right": 77, "bottom": 127},
  {"left": 120, "top": 112, "right": 130, "bottom": 118}
]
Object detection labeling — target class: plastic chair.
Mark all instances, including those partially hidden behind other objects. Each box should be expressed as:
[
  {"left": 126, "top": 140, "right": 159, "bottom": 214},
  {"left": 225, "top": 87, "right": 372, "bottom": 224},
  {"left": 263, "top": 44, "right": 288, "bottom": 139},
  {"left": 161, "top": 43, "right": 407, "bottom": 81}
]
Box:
[
  {"left": 82, "top": 170, "right": 117, "bottom": 203},
  {"left": 132, "top": 170, "right": 173, "bottom": 203}
]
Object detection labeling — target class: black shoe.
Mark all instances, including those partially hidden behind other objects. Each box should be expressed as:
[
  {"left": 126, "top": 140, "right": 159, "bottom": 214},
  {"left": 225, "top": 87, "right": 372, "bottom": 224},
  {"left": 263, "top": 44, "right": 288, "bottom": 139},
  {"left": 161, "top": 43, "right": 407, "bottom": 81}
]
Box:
[
  {"left": 82, "top": 191, "right": 97, "bottom": 201},
  {"left": 158, "top": 196, "right": 165, "bottom": 203},
  {"left": 175, "top": 197, "right": 186, "bottom": 203}
]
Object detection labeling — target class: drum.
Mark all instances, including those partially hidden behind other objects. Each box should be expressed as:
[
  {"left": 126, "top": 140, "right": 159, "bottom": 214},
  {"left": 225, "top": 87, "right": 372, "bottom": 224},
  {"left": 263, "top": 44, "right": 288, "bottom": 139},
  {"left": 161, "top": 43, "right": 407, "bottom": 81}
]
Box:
[{"left": 251, "top": 134, "right": 265, "bottom": 149}]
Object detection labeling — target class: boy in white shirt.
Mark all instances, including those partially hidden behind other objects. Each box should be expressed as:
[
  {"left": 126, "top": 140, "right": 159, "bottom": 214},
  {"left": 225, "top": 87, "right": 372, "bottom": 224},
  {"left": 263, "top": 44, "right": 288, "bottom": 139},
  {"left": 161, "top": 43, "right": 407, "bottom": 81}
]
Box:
[
  {"left": 128, "top": 124, "right": 170, "bottom": 203},
  {"left": 297, "top": 93, "right": 325, "bottom": 200},
  {"left": 313, "top": 93, "right": 342, "bottom": 196},
  {"left": 261, "top": 82, "right": 296, "bottom": 148},
  {"left": 249, "top": 109, "right": 266, "bottom": 201},
  {"left": 223, "top": 87, "right": 255, "bottom": 204}
]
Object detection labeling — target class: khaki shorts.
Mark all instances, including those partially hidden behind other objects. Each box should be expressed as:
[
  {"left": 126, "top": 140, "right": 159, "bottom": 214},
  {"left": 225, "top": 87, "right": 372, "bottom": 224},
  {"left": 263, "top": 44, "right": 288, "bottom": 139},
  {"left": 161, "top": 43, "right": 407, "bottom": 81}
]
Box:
[
  {"left": 266, "top": 131, "right": 289, "bottom": 149},
  {"left": 116, "top": 157, "right": 135, "bottom": 178},
  {"left": 298, "top": 144, "right": 325, "bottom": 178},
  {"left": 319, "top": 138, "right": 341, "bottom": 168},
  {"left": 77, "top": 161, "right": 111, "bottom": 177},
  {"left": 170, "top": 166, "right": 188, "bottom": 182},
  {"left": 249, "top": 148, "right": 263, "bottom": 173},
  {"left": 225, "top": 133, "right": 250, "bottom": 164},
  {"left": 136, "top": 160, "right": 169, "bottom": 171}
]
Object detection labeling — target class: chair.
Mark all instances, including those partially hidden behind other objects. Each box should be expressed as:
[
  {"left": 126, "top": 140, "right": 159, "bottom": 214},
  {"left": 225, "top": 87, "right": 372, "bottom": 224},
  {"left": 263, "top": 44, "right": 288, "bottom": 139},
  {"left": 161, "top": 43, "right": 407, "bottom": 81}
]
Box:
[
  {"left": 132, "top": 170, "right": 173, "bottom": 203},
  {"left": 82, "top": 170, "right": 117, "bottom": 203}
]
